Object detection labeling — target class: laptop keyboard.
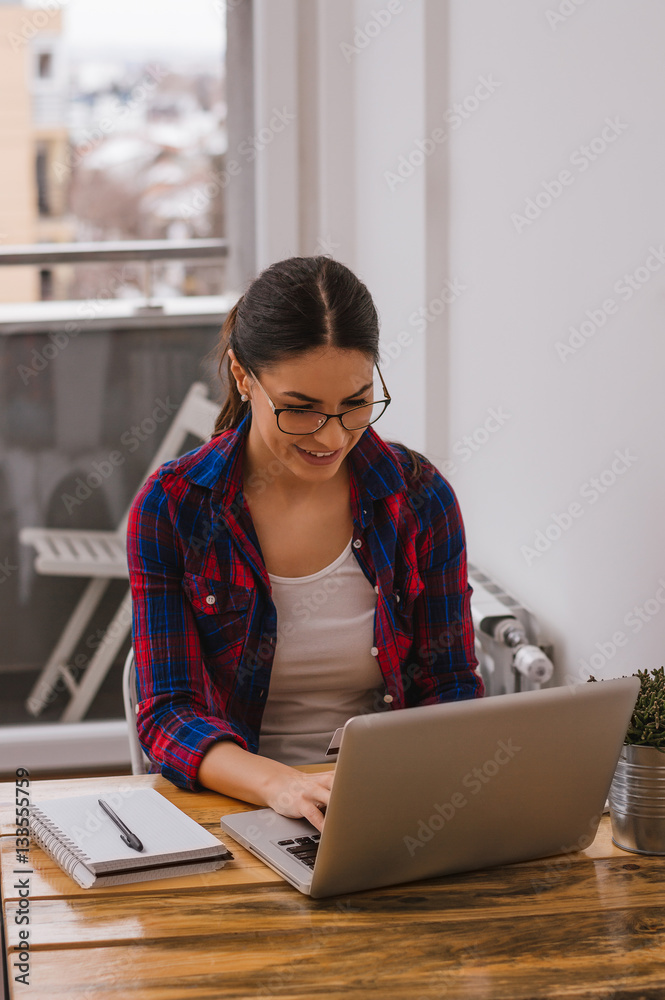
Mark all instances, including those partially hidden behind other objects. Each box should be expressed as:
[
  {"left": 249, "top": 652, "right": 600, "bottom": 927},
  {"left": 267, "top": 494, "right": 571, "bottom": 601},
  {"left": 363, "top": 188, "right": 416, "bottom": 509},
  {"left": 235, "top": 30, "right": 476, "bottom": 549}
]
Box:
[{"left": 277, "top": 834, "right": 321, "bottom": 869}]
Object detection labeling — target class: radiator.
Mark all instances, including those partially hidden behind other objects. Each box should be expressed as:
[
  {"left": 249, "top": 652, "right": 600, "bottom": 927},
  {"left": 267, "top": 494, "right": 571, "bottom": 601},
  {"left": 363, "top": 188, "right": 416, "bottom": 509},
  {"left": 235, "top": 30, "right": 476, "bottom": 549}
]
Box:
[{"left": 468, "top": 562, "right": 555, "bottom": 696}]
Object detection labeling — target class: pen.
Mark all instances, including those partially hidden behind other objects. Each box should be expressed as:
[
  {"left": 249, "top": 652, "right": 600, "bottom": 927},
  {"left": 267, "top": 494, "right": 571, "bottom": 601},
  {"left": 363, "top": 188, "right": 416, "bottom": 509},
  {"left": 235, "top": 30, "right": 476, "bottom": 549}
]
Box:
[{"left": 98, "top": 799, "right": 144, "bottom": 852}]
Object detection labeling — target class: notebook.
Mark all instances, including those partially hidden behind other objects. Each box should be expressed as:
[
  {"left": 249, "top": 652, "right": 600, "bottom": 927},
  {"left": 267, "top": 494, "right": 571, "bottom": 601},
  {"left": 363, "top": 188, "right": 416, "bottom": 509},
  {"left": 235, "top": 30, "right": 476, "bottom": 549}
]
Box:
[{"left": 30, "top": 788, "right": 233, "bottom": 889}]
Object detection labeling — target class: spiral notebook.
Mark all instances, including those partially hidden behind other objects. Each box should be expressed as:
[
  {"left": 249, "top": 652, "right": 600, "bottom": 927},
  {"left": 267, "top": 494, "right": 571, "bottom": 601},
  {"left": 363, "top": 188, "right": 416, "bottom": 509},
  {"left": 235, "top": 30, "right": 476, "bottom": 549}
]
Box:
[{"left": 29, "top": 788, "right": 233, "bottom": 889}]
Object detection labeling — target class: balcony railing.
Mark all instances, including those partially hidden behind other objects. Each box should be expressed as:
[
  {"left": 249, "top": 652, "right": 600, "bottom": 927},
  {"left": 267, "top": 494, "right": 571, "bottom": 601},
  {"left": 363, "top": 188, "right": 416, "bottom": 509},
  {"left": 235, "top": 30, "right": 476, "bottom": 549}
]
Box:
[
  {"left": 0, "top": 238, "right": 230, "bottom": 312},
  {"left": 0, "top": 239, "right": 233, "bottom": 772}
]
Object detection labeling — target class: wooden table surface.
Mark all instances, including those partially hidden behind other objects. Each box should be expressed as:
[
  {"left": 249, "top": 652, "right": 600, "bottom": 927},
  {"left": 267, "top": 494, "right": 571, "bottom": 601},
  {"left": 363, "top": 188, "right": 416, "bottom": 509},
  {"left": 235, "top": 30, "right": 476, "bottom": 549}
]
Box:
[{"left": 1, "top": 770, "right": 664, "bottom": 999}]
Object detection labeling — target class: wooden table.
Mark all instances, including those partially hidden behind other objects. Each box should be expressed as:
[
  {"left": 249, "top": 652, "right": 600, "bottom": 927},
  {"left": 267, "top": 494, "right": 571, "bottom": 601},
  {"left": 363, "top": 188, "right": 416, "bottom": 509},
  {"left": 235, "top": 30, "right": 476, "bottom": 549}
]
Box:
[{"left": 1, "top": 769, "right": 664, "bottom": 999}]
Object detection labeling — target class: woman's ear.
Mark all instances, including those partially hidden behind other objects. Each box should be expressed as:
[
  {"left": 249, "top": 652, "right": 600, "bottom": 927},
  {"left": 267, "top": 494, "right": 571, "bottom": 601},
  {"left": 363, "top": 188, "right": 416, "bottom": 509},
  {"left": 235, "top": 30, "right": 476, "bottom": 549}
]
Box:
[{"left": 228, "top": 350, "right": 251, "bottom": 398}]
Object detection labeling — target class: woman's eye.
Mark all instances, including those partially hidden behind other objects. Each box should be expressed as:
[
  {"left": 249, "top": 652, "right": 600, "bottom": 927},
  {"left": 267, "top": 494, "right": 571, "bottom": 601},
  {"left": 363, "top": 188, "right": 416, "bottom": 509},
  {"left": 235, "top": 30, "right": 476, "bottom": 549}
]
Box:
[{"left": 345, "top": 399, "right": 369, "bottom": 408}]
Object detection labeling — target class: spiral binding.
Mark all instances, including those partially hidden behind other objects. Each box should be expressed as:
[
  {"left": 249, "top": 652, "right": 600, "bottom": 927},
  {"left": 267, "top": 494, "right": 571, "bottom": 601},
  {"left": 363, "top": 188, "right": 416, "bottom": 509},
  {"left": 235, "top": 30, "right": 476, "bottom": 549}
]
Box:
[{"left": 29, "top": 806, "right": 94, "bottom": 881}]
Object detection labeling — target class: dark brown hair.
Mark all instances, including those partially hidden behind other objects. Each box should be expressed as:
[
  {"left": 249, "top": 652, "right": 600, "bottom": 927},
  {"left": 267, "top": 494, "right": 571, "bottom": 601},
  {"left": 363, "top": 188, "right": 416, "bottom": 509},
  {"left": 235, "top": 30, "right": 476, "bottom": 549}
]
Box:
[{"left": 213, "top": 255, "right": 424, "bottom": 479}]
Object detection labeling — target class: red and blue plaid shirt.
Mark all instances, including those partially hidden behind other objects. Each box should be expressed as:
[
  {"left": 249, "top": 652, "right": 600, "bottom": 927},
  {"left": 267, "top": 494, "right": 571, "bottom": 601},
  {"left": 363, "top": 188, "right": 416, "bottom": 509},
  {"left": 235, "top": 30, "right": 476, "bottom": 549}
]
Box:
[{"left": 126, "top": 411, "right": 483, "bottom": 791}]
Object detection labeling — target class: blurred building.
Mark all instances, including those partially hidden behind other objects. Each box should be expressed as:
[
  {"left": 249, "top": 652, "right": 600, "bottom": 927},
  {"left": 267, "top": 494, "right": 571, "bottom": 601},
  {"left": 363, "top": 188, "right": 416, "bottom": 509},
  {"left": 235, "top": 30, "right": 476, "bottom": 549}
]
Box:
[{"left": 0, "top": 0, "right": 74, "bottom": 302}]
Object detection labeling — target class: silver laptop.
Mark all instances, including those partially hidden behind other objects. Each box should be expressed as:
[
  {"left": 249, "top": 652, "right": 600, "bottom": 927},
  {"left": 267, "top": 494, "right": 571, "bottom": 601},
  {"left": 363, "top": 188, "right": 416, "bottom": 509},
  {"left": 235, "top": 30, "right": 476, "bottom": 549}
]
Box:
[{"left": 220, "top": 676, "right": 639, "bottom": 898}]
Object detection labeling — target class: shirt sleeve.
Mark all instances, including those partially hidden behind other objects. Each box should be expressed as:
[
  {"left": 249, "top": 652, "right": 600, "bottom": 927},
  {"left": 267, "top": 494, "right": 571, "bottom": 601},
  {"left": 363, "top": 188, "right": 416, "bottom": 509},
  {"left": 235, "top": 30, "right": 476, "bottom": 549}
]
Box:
[
  {"left": 407, "top": 464, "right": 485, "bottom": 705},
  {"left": 126, "top": 474, "right": 249, "bottom": 791}
]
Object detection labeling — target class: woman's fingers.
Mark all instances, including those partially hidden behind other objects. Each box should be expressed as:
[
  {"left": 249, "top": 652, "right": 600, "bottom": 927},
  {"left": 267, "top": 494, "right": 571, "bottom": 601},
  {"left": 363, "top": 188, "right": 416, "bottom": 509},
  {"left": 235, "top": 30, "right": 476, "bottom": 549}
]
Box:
[
  {"left": 267, "top": 768, "right": 335, "bottom": 828},
  {"left": 302, "top": 800, "right": 326, "bottom": 832}
]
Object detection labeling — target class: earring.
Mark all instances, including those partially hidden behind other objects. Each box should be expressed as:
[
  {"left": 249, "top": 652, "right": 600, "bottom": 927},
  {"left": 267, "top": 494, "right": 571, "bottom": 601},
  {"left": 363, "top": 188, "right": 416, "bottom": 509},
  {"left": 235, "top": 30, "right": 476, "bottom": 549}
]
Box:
[{"left": 240, "top": 394, "right": 249, "bottom": 402}]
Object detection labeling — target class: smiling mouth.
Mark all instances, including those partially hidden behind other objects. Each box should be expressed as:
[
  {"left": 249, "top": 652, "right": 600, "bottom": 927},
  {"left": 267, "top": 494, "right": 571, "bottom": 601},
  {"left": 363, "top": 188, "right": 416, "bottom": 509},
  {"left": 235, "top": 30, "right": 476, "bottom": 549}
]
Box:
[{"left": 294, "top": 444, "right": 343, "bottom": 461}]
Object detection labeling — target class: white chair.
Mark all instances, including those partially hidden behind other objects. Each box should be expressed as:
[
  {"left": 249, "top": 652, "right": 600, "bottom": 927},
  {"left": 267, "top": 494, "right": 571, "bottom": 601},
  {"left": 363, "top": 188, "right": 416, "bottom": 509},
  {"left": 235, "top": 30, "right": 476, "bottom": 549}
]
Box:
[
  {"left": 122, "top": 648, "right": 151, "bottom": 775},
  {"left": 20, "top": 381, "right": 220, "bottom": 723}
]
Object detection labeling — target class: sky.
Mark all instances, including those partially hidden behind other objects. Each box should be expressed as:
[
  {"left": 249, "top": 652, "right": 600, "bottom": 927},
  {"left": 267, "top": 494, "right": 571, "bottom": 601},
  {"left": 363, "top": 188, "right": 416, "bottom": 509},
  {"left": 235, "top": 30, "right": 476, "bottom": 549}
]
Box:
[{"left": 36, "top": 0, "right": 226, "bottom": 61}]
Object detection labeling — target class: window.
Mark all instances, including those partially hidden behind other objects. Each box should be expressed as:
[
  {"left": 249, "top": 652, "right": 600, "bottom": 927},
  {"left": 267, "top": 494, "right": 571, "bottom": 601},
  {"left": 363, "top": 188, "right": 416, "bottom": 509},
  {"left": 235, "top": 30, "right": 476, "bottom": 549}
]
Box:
[
  {"left": 38, "top": 52, "right": 53, "bottom": 78},
  {"left": 39, "top": 269, "right": 54, "bottom": 300},
  {"left": 36, "top": 144, "right": 50, "bottom": 215}
]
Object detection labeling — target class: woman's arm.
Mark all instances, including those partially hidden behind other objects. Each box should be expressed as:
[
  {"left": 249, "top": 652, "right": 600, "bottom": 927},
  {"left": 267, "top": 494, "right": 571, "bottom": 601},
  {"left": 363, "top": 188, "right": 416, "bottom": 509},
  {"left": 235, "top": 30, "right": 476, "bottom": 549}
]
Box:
[
  {"left": 126, "top": 472, "right": 334, "bottom": 829},
  {"left": 127, "top": 474, "right": 249, "bottom": 788},
  {"left": 197, "top": 741, "right": 333, "bottom": 831}
]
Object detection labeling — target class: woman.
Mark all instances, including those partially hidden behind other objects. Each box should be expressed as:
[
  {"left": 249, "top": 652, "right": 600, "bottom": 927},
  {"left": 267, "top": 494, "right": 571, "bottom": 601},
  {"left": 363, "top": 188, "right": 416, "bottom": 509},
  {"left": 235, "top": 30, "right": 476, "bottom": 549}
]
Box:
[{"left": 127, "top": 255, "right": 483, "bottom": 833}]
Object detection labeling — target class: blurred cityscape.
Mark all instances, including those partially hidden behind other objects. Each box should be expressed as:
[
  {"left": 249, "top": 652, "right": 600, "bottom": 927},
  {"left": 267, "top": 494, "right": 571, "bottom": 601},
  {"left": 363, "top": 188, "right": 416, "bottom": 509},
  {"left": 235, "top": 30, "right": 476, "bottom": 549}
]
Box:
[
  {"left": 0, "top": 0, "right": 230, "bottom": 741},
  {"left": 0, "top": 0, "right": 227, "bottom": 303}
]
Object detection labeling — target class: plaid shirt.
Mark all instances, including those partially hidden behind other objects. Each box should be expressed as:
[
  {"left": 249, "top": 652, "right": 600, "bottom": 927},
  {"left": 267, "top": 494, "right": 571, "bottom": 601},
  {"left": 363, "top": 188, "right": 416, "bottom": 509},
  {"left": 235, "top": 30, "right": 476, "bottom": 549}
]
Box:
[{"left": 126, "top": 411, "right": 484, "bottom": 791}]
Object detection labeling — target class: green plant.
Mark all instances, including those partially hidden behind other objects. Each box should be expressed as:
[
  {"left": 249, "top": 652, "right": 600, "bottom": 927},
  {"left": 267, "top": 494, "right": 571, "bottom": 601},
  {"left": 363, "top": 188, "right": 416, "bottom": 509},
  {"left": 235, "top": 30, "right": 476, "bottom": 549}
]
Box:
[{"left": 588, "top": 666, "right": 665, "bottom": 748}]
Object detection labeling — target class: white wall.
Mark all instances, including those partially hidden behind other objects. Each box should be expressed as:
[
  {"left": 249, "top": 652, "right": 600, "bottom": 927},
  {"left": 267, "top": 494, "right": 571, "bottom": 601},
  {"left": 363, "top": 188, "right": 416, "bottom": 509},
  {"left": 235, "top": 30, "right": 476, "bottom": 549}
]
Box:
[
  {"left": 250, "top": 0, "right": 665, "bottom": 683},
  {"left": 252, "top": 0, "right": 448, "bottom": 455},
  {"left": 445, "top": 0, "right": 665, "bottom": 682}
]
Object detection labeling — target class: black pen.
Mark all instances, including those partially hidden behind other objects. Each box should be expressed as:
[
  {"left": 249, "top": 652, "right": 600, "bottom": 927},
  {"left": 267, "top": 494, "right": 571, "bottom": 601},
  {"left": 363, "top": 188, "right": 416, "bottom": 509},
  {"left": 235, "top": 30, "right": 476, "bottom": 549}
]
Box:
[{"left": 98, "top": 799, "right": 144, "bottom": 852}]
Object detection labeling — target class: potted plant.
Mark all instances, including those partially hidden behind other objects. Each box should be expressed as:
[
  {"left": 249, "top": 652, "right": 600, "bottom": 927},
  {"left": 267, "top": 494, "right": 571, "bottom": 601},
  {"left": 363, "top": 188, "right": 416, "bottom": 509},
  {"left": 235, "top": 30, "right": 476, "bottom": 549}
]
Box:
[{"left": 591, "top": 666, "right": 665, "bottom": 855}]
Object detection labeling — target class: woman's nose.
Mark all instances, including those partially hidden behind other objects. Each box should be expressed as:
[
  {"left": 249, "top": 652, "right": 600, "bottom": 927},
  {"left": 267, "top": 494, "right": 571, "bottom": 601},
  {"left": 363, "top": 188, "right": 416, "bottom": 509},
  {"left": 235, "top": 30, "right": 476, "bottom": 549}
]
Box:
[{"left": 307, "top": 417, "right": 350, "bottom": 451}]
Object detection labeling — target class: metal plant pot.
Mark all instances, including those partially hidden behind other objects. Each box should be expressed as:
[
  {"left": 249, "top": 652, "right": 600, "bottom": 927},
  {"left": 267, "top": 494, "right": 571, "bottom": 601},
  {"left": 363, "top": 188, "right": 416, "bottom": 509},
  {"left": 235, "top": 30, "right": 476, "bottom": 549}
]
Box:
[{"left": 609, "top": 743, "right": 665, "bottom": 855}]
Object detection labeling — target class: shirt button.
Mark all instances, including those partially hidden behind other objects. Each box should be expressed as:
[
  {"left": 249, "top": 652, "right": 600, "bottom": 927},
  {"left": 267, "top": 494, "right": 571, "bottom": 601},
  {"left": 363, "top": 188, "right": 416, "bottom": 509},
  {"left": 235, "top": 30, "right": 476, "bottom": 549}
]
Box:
[
  {"left": 135, "top": 704, "right": 140, "bottom": 715},
  {"left": 205, "top": 595, "right": 216, "bottom": 605},
  {"left": 394, "top": 593, "right": 400, "bottom": 604},
  {"left": 353, "top": 538, "right": 362, "bottom": 549},
  {"left": 370, "top": 646, "right": 379, "bottom": 656},
  {"left": 383, "top": 694, "right": 393, "bottom": 704},
  {"left": 374, "top": 585, "right": 379, "bottom": 594}
]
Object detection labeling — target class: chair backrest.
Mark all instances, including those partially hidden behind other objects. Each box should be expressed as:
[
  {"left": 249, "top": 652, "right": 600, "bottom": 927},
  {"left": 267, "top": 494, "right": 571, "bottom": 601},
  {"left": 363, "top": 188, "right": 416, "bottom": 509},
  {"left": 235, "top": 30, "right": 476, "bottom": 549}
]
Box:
[
  {"left": 122, "top": 648, "right": 151, "bottom": 775},
  {"left": 118, "top": 381, "right": 220, "bottom": 534},
  {"left": 143, "top": 381, "right": 221, "bottom": 480}
]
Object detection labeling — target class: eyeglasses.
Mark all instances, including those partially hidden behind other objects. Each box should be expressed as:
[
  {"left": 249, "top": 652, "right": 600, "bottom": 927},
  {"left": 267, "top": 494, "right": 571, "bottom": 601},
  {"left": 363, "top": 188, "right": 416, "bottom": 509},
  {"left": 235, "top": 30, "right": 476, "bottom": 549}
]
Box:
[{"left": 246, "top": 363, "right": 391, "bottom": 435}]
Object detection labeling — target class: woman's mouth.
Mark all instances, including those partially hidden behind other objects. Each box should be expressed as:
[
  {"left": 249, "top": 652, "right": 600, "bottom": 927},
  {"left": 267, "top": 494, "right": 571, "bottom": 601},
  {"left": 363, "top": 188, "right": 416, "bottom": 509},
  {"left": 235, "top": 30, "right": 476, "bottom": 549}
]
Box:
[{"left": 294, "top": 445, "right": 343, "bottom": 466}]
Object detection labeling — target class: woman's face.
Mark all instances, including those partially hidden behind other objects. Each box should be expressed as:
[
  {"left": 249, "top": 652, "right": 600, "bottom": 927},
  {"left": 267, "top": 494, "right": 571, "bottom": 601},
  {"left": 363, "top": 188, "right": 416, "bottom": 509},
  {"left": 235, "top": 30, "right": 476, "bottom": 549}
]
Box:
[{"left": 229, "top": 346, "right": 376, "bottom": 484}]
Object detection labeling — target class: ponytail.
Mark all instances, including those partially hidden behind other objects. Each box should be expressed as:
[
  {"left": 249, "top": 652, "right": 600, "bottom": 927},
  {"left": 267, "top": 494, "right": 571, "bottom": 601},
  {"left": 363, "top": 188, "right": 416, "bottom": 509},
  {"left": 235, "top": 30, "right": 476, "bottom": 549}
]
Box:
[{"left": 212, "top": 297, "right": 250, "bottom": 434}]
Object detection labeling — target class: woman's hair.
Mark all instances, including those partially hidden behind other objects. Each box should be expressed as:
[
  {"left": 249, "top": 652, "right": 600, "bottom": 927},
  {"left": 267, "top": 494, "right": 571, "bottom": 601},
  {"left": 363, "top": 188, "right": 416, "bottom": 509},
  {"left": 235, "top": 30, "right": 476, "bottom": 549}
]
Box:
[{"left": 212, "top": 255, "right": 423, "bottom": 478}]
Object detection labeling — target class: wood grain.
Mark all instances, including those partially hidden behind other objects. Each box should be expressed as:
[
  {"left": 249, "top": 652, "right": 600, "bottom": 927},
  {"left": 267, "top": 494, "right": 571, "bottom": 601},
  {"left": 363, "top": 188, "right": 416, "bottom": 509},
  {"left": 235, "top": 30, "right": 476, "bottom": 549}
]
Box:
[
  {"left": 5, "top": 849, "right": 665, "bottom": 950},
  {"left": 4, "top": 909, "right": 665, "bottom": 1000},
  {"left": 3, "top": 769, "right": 665, "bottom": 1000}
]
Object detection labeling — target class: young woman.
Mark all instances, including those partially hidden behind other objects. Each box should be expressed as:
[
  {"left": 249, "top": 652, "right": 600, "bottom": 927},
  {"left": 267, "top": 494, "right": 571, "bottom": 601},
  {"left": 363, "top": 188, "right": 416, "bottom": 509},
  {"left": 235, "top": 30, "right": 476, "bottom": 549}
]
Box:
[{"left": 127, "top": 255, "right": 483, "bottom": 832}]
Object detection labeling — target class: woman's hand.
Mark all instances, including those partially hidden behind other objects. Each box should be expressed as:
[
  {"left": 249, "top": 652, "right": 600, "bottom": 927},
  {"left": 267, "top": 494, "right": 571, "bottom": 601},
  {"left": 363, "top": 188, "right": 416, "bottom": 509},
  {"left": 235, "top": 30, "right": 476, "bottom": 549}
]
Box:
[
  {"left": 197, "top": 741, "right": 335, "bottom": 832},
  {"left": 264, "top": 767, "right": 335, "bottom": 832}
]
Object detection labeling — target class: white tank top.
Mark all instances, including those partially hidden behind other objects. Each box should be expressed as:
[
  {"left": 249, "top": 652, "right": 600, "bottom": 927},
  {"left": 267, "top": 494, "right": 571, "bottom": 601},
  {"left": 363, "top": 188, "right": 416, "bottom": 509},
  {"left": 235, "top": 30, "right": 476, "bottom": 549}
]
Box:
[{"left": 258, "top": 538, "right": 384, "bottom": 765}]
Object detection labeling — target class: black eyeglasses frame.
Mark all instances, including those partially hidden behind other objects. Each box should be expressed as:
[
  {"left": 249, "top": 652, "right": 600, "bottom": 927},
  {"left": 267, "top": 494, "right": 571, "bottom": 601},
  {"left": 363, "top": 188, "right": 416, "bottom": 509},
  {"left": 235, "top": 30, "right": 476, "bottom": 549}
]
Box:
[{"left": 245, "top": 362, "right": 392, "bottom": 435}]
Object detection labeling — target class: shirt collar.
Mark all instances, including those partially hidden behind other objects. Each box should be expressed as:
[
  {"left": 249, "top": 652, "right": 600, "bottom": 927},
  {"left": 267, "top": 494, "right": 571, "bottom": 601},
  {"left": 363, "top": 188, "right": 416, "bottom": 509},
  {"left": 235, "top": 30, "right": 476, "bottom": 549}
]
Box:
[{"left": 176, "top": 410, "right": 407, "bottom": 508}]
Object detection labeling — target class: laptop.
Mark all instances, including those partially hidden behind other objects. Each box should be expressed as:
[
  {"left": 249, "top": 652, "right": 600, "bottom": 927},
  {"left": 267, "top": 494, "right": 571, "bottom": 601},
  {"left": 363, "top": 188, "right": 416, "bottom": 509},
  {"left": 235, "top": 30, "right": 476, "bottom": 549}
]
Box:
[{"left": 220, "top": 676, "right": 639, "bottom": 898}]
